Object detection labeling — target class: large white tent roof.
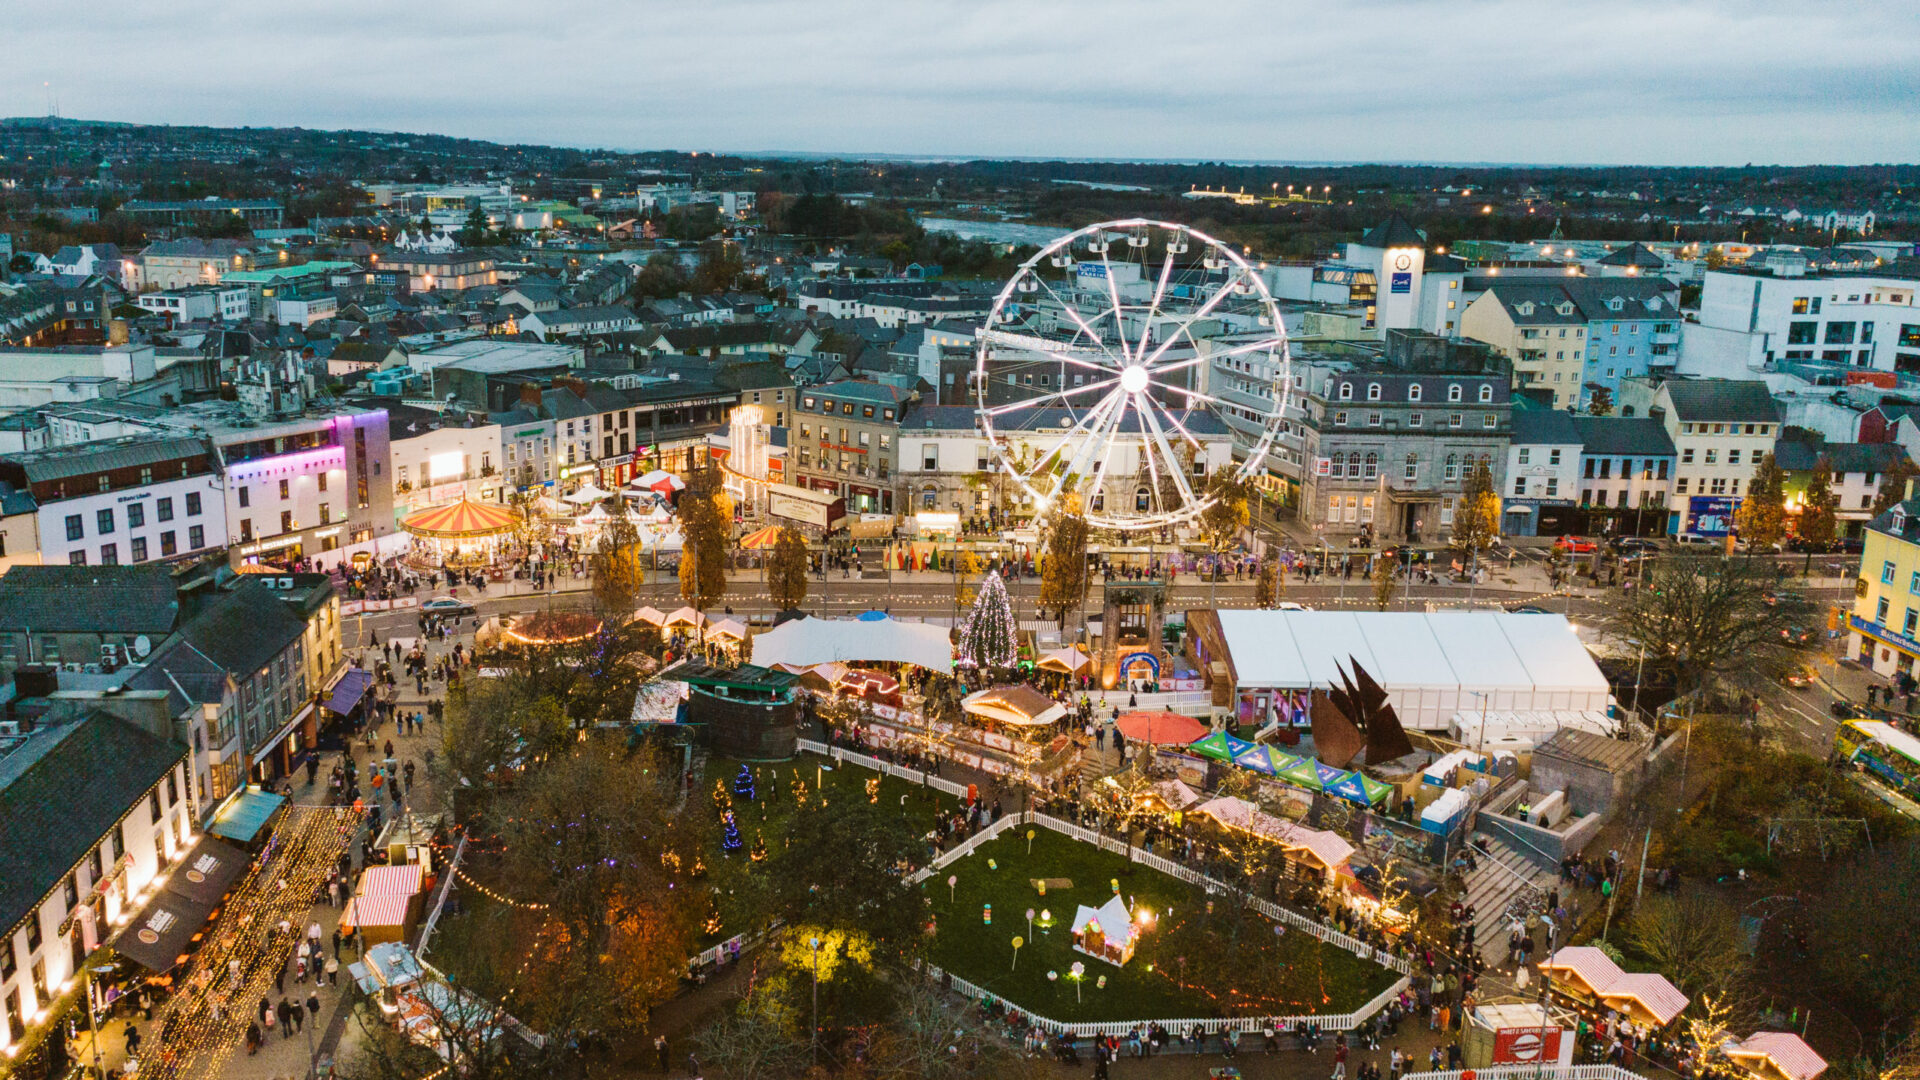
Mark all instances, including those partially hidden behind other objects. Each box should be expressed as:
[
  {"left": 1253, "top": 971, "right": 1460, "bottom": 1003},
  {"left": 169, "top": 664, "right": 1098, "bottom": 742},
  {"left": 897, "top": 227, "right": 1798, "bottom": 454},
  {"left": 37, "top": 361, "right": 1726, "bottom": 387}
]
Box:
[
  {"left": 1210, "top": 610, "right": 1609, "bottom": 728},
  {"left": 751, "top": 615, "right": 953, "bottom": 673}
]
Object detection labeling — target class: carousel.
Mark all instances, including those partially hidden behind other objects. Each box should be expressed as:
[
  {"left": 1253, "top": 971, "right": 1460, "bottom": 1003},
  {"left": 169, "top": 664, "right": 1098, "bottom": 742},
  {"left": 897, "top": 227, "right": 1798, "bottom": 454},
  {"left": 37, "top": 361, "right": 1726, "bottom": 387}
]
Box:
[{"left": 399, "top": 496, "right": 521, "bottom": 568}]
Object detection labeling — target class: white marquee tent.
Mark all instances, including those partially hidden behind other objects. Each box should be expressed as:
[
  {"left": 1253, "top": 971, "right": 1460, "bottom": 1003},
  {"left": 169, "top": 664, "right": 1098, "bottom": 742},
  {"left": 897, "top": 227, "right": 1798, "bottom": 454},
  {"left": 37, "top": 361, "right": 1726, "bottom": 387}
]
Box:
[
  {"left": 750, "top": 614, "right": 954, "bottom": 673},
  {"left": 1208, "top": 610, "right": 1611, "bottom": 731}
]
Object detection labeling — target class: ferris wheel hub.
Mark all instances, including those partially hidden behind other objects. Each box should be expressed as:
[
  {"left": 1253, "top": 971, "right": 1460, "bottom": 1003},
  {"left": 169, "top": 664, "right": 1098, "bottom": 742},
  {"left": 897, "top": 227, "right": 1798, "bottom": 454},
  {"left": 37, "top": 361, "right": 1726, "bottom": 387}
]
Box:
[{"left": 1119, "top": 365, "right": 1150, "bottom": 393}]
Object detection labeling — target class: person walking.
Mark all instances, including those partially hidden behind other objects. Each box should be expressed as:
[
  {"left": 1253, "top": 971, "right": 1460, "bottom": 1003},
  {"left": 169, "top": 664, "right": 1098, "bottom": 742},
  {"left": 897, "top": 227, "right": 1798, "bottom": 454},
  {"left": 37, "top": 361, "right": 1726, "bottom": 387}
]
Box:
[
  {"left": 276, "top": 999, "right": 293, "bottom": 1040},
  {"left": 655, "top": 1034, "right": 670, "bottom": 1072}
]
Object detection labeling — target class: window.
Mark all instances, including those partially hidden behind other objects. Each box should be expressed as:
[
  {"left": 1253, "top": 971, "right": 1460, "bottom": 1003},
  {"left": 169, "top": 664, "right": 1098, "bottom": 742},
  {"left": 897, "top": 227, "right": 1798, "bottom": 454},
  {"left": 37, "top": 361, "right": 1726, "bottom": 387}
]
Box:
[
  {"left": 278, "top": 479, "right": 290, "bottom": 500},
  {"left": 1337, "top": 383, "right": 1352, "bottom": 401},
  {"left": 1404, "top": 453, "right": 1418, "bottom": 481},
  {"left": 1681, "top": 448, "right": 1695, "bottom": 464},
  {"left": 1444, "top": 454, "right": 1459, "bottom": 482},
  {"left": 1787, "top": 321, "right": 1818, "bottom": 345},
  {"left": 156, "top": 497, "right": 173, "bottom": 522},
  {"left": 1825, "top": 321, "right": 1857, "bottom": 345},
  {"left": 1368, "top": 412, "right": 1382, "bottom": 427},
  {"left": 1705, "top": 449, "right": 1718, "bottom": 465},
  {"left": 1513, "top": 477, "right": 1526, "bottom": 497},
  {"left": 1518, "top": 449, "right": 1531, "bottom": 465},
  {"left": 69, "top": 551, "right": 86, "bottom": 565},
  {"left": 1549, "top": 449, "right": 1562, "bottom": 466},
  {"left": 160, "top": 531, "right": 177, "bottom": 557},
  {"left": 1449, "top": 413, "right": 1463, "bottom": 428},
  {"left": 65, "top": 514, "right": 83, "bottom": 542},
  {"left": 186, "top": 491, "right": 202, "bottom": 516},
  {"left": 189, "top": 525, "right": 204, "bottom": 549},
  {"left": 238, "top": 486, "right": 250, "bottom": 508},
  {"left": 1334, "top": 411, "right": 1348, "bottom": 426},
  {"left": 1879, "top": 597, "right": 1892, "bottom": 623},
  {"left": 1408, "top": 384, "right": 1422, "bottom": 402},
  {"left": 1367, "top": 383, "right": 1381, "bottom": 401},
  {"left": 1676, "top": 477, "right": 1689, "bottom": 494},
  {"left": 1598, "top": 459, "right": 1612, "bottom": 480},
  {"left": 96, "top": 507, "right": 115, "bottom": 535},
  {"left": 319, "top": 503, "right": 331, "bottom": 525},
  {"left": 1729, "top": 449, "right": 1742, "bottom": 466},
  {"left": 1478, "top": 384, "right": 1493, "bottom": 402},
  {"left": 1448, "top": 384, "right": 1462, "bottom": 402},
  {"left": 1408, "top": 412, "right": 1423, "bottom": 427},
  {"left": 1584, "top": 459, "right": 1596, "bottom": 479},
  {"left": 1484, "top": 414, "right": 1498, "bottom": 429},
  {"left": 130, "top": 537, "right": 147, "bottom": 563},
  {"left": 1907, "top": 609, "right": 1918, "bottom": 637},
  {"left": 280, "top": 510, "right": 294, "bottom": 534},
  {"left": 1792, "top": 297, "right": 1811, "bottom": 314},
  {"left": 1886, "top": 562, "right": 1900, "bottom": 584},
  {"left": 1546, "top": 478, "right": 1558, "bottom": 496},
  {"left": 99, "top": 543, "right": 117, "bottom": 565},
  {"left": 1363, "top": 452, "right": 1378, "bottom": 480}
]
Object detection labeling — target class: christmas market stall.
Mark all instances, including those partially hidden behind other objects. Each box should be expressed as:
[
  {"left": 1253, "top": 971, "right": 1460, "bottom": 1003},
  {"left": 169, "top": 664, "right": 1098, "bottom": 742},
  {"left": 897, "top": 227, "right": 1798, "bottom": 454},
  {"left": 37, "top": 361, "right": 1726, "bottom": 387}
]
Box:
[
  {"left": 1193, "top": 795, "right": 1356, "bottom": 885},
  {"left": 350, "top": 942, "right": 545, "bottom": 1062},
  {"left": 960, "top": 685, "right": 1066, "bottom": 727},
  {"left": 1069, "top": 894, "right": 1145, "bottom": 966},
  {"left": 1722, "top": 1032, "right": 1828, "bottom": 1080},
  {"left": 1535, "top": 946, "right": 1690, "bottom": 1029}
]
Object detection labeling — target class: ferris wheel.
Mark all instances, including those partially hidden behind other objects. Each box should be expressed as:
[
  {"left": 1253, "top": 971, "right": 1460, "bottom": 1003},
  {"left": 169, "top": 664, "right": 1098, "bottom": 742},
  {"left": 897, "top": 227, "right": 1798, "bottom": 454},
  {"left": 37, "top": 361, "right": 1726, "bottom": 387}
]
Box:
[{"left": 973, "top": 218, "right": 1291, "bottom": 531}]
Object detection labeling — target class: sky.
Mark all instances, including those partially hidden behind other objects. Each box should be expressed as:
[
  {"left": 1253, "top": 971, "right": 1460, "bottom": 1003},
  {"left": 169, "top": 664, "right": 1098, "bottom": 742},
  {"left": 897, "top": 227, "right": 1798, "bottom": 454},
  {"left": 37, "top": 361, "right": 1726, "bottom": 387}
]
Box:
[{"left": 9, "top": 0, "right": 1920, "bottom": 166}]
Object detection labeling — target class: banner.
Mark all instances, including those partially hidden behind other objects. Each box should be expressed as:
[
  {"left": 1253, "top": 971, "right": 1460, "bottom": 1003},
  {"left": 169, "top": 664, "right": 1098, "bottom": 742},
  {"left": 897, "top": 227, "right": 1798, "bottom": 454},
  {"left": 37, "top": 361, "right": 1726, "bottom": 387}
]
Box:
[{"left": 1492, "top": 1027, "right": 1562, "bottom": 1065}]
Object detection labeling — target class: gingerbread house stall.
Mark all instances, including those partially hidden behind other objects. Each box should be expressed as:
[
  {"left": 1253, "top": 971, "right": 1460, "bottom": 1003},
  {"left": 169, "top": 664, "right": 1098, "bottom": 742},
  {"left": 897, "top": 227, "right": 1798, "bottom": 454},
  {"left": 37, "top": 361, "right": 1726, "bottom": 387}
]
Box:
[
  {"left": 1069, "top": 895, "right": 1141, "bottom": 966},
  {"left": 1536, "top": 945, "right": 1689, "bottom": 1028}
]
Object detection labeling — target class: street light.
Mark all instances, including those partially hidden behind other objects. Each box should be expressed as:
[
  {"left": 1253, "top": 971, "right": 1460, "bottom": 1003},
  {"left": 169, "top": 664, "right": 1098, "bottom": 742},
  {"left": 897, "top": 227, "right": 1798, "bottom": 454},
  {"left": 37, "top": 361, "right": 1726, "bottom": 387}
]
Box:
[{"left": 808, "top": 937, "right": 822, "bottom": 1068}]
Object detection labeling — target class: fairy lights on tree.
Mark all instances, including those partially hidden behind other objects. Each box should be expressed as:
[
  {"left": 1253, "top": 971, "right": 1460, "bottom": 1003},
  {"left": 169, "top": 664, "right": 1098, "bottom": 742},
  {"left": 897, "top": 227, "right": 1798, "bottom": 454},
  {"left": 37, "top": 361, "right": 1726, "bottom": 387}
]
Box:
[
  {"left": 733, "top": 764, "right": 756, "bottom": 801},
  {"left": 721, "top": 810, "right": 744, "bottom": 854},
  {"left": 959, "top": 569, "right": 1018, "bottom": 669}
]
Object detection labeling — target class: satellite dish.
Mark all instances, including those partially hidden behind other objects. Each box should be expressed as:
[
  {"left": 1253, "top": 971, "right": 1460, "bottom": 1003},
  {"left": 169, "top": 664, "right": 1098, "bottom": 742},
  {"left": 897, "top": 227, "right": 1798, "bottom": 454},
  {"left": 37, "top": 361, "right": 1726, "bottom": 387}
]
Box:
[{"left": 133, "top": 635, "right": 152, "bottom": 658}]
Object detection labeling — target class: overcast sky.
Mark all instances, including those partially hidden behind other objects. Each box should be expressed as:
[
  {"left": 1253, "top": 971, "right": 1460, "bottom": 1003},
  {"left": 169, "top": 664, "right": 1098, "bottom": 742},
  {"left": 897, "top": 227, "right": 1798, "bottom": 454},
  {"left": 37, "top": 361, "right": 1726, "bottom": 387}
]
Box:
[{"left": 11, "top": 0, "right": 1919, "bottom": 166}]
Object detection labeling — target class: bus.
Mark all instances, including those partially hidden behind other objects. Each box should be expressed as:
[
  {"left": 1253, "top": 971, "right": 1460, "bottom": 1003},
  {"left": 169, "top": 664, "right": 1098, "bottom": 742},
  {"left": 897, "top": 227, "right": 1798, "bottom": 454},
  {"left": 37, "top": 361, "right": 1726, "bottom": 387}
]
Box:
[{"left": 1833, "top": 719, "right": 1920, "bottom": 802}]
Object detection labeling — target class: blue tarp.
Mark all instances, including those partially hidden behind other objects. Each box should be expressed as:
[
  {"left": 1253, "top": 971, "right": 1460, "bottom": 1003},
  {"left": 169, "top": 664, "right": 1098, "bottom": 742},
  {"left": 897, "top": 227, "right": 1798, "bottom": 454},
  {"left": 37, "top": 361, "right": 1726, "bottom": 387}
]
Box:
[
  {"left": 325, "top": 668, "right": 375, "bottom": 716},
  {"left": 209, "top": 788, "right": 286, "bottom": 843}
]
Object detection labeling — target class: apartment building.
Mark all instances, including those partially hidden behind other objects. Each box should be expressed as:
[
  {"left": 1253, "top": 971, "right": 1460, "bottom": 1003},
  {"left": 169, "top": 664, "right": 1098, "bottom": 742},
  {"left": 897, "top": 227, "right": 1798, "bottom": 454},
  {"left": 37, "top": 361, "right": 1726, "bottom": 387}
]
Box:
[
  {"left": 790, "top": 381, "right": 915, "bottom": 515},
  {"left": 1621, "top": 378, "right": 1782, "bottom": 538}
]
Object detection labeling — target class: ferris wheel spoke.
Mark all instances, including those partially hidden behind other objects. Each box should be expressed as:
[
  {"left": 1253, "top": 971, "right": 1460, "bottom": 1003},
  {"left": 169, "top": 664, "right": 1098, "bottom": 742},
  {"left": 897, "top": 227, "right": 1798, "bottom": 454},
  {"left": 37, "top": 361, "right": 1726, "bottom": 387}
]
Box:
[
  {"left": 1033, "top": 274, "right": 1126, "bottom": 370},
  {"left": 1138, "top": 247, "right": 1177, "bottom": 362},
  {"left": 980, "top": 375, "right": 1123, "bottom": 418},
  {"left": 1144, "top": 354, "right": 1209, "bottom": 377},
  {"left": 977, "top": 327, "right": 1116, "bottom": 374},
  {"left": 1196, "top": 336, "right": 1289, "bottom": 364},
  {"left": 1097, "top": 252, "right": 1134, "bottom": 366},
  {"left": 1139, "top": 263, "right": 1249, "bottom": 370},
  {"left": 1136, "top": 395, "right": 1198, "bottom": 509},
  {"left": 1084, "top": 395, "right": 1131, "bottom": 511},
  {"left": 1022, "top": 388, "right": 1124, "bottom": 486}
]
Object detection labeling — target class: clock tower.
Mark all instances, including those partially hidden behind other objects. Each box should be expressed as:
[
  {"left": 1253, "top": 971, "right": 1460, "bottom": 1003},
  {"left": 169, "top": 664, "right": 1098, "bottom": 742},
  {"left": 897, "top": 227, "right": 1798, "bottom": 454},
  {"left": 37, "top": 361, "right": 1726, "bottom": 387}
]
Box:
[{"left": 1346, "top": 215, "right": 1427, "bottom": 335}]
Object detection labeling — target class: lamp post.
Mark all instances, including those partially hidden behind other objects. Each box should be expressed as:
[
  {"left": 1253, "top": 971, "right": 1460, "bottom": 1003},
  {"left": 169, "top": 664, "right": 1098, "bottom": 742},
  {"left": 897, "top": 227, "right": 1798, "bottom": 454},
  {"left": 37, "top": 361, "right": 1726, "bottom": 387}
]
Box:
[{"left": 808, "top": 936, "right": 822, "bottom": 1069}]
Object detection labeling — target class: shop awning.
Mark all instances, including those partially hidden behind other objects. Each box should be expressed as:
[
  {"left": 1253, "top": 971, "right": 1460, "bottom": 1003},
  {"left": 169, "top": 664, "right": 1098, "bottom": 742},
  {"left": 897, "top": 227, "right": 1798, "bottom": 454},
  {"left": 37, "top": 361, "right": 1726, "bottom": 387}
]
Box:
[
  {"left": 358, "top": 863, "right": 424, "bottom": 898},
  {"left": 342, "top": 893, "right": 413, "bottom": 932},
  {"left": 326, "top": 668, "right": 376, "bottom": 716},
  {"left": 113, "top": 890, "right": 209, "bottom": 972},
  {"left": 209, "top": 788, "right": 287, "bottom": 843},
  {"left": 163, "top": 837, "right": 250, "bottom": 907}
]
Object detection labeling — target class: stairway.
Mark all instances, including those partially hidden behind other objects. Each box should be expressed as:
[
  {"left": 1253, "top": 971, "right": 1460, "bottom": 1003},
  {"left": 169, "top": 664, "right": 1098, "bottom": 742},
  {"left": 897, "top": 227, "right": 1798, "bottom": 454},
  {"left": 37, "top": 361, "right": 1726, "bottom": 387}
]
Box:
[{"left": 1461, "top": 834, "right": 1561, "bottom": 968}]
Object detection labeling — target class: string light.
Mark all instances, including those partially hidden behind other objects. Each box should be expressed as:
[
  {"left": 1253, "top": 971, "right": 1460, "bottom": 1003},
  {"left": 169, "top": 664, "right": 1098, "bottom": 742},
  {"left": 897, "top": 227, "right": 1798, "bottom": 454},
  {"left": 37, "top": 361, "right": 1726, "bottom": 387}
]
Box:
[
  {"left": 451, "top": 867, "right": 548, "bottom": 910},
  {"left": 133, "top": 806, "right": 362, "bottom": 1080}
]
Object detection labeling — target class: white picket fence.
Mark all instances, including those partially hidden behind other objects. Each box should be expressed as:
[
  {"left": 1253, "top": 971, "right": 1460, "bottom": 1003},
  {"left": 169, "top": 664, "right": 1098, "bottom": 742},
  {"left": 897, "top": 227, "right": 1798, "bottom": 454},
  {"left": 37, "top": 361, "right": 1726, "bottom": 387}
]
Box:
[
  {"left": 1402, "top": 1067, "right": 1640, "bottom": 1080},
  {"left": 1024, "top": 812, "right": 1414, "bottom": 976},
  {"left": 796, "top": 738, "right": 970, "bottom": 799},
  {"left": 795, "top": 746, "right": 1416, "bottom": 1035},
  {"left": 924, "top": 962, "right": 1411, "bottom": 1038}
]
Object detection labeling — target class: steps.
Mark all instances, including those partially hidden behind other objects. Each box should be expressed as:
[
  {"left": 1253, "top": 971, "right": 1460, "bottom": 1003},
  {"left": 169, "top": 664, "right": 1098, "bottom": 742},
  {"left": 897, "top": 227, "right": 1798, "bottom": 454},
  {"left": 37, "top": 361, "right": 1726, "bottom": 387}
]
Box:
[{"left": 1461, "top": 834, "right": 1561, "bottom": 968}]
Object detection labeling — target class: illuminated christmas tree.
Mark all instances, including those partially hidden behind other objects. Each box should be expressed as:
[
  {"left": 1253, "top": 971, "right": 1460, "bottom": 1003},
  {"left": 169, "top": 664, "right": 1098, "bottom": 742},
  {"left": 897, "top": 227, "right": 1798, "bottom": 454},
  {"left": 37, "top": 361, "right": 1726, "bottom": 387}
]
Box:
[
  {"left": 712, "top": 778, "right": 732, "bottom": 814},
  {"left": 721, "top": 810, "right": 744, "bottom": 854},
  {"left": 959, "top": 569, "right": 1018, "bottom": 669},
  {"left": 750, "top": 831, "right": 768, "bottom": 862},
  {"left": 733, "top": 764, "right": 756, "bottom": 801}
]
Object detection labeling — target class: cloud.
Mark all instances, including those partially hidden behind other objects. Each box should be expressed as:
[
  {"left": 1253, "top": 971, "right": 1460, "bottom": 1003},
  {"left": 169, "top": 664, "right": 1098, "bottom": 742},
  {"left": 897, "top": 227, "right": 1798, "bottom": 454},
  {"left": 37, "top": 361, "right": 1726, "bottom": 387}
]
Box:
[{"left": 9, "top": 0, "right": 1918, "bottom": 164}]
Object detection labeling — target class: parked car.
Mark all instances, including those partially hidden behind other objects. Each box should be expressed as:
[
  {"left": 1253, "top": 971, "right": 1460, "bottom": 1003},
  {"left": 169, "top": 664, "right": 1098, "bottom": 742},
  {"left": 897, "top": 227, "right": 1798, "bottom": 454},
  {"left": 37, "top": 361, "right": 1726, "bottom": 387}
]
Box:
[
  {"left": 1609, "top": 537, "right": 1661, "bottom": 553},
  {"left": 1780, "top": 625, "right": 1816, "bottom": 646},
  {"left": 1505, "top": 604, "right": 1553, "bottom": 615},
  {"left": 422, "top": 596, "right": 475, "bottom": 616},
  {"left": 1780, "top": 668, "right": 1814, "bottom": 689},
  {"left": 1786, "top": 536, "right": 1843, "bottom": 554},
  {"left": 1554, "top": 535, "right": 1598, "bottom": 554},
  {"left": 1275, "top": 601, "right": 1314, "bottom": 611}
]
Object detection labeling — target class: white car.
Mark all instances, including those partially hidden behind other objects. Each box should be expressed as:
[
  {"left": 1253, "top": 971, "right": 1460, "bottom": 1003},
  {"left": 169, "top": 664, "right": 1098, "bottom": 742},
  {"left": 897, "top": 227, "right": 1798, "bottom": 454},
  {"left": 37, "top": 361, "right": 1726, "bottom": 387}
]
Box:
[{"left": 1275, "top": 601, "right": 1314, "bottom": 611}]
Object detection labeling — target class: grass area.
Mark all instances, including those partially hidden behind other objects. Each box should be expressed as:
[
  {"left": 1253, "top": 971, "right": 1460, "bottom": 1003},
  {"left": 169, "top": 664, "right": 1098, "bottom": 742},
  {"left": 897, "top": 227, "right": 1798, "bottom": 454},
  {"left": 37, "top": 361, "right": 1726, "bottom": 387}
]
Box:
[
  {"left": 925, "top": 828, "right": 1399, "bottom": 1023},
  {"left": 696, "top": 751, "right": 967, "bottom": 940}
]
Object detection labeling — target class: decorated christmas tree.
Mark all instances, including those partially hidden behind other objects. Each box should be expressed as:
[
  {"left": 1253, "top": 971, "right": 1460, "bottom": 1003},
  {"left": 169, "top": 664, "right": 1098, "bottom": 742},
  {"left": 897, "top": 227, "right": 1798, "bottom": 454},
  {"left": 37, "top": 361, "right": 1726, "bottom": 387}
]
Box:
[
  {"left": 712, "top": 779, "right": 732, "bottom": 814},
  {"left": 721, "top": 810, "right": 744, "bottom": 854},
  {"left": 959, "top": 569, "right": 1018, "bottom": 669},
  {"left": 750, "top": 831, "right": 768, "bottom": 862},
  {"left": 733, "top": 764, "right": 756, "bottom": 801}
]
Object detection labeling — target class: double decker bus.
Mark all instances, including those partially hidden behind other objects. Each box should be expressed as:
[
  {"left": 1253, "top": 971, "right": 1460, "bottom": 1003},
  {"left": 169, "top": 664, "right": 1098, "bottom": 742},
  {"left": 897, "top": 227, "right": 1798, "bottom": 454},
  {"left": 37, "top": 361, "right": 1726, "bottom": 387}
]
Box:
[{"left": 1833, "top": 719, "right": 1920, "bottom": 805}]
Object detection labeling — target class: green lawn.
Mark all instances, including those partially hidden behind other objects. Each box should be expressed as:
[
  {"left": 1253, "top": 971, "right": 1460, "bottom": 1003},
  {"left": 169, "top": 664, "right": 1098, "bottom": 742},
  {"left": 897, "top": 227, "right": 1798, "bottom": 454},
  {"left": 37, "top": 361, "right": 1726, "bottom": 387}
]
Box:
[
  {"left": 923, "top": 828, "right": 1399, "bottom": 1023},
  {"left": 696, "top": 751, "right": 966, "bottom": 940}
]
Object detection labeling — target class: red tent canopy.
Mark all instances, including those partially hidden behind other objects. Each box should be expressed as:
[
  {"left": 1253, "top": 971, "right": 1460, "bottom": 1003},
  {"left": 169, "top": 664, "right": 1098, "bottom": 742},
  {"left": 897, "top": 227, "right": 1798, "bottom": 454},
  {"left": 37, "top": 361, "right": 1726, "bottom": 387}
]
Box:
[{"left": 1115, "top": 711, "right": 1207, "bottom": 745}]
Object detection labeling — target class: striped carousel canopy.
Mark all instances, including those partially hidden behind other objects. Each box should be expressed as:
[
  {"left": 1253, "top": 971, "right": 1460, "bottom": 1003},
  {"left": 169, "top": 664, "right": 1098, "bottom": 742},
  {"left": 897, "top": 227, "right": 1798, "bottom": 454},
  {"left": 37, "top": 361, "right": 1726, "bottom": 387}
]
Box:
[{"left": 400, "top": 497, "right": 520, "bottom": 539}]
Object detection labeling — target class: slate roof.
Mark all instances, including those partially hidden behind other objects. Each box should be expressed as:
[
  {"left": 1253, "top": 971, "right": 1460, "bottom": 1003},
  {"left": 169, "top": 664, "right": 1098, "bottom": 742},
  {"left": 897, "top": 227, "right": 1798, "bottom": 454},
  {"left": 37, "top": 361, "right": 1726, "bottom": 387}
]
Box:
[
  {"left": 907, "top": 404, "right": 1231, "bottom": 436},
  {"left": 1510, "top": 408, "right": 1582, "bottom": 446},
  {"left": 1596, "top": 242, "right": 1666, "bottom": 268},
  {"left": 172, "top": 579, "right": 312, "bottom": 678},
  {"left": 1660, "top": 379, "right": 1783, "bottom": 424},
  {"left": 1773, "top": 439, "right": 1907, "bottom": 476},
  {"left": 1571, "top": 415, "right": 1677, "bottom": 457},
  {"left": 5, "top": 435, "right": 210, "bottom": 486},
  {"left": 0, "top": 565, "right": 183, "bottom": 635},
  {"left": 0, "top": 712, "right": 188, "bottom": 935},
  {"left": 1358, "top": 215, "right": 1425, "bottom": 249}
]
